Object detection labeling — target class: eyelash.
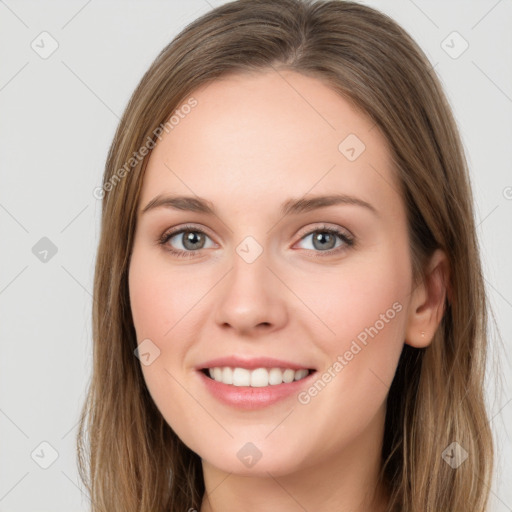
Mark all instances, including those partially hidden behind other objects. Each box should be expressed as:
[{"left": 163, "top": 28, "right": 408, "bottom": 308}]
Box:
[{"left": 157, "top": 223, "right": 355, "bottom": 259}]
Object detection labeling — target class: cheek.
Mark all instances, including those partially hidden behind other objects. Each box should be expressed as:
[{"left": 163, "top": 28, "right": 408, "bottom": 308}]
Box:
[
  {"left": 128, "top": 246, "right": 196, "bottom": 340},
  {"left": 276, "top": 255, "right": 410, "bottom": 470},
  {"left": 128, "top": 248, "right": 189, "bottom": 397},
  {"left": 128, "top": 250, "right": 207, "bottom": 446},
  {"left": 298, "top": 252, "right": 408, "bottom": 345},
  {"left": 294, "top": 248, "right": 410, "bottom": 430}
]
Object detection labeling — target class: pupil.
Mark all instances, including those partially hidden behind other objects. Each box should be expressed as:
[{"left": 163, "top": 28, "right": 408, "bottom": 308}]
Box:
[
  {"left": 184, "top": 231, "right": 203, "bottom": 250},
  {"left": 314, "top": 232, "right": 335, "bottom": 250}
]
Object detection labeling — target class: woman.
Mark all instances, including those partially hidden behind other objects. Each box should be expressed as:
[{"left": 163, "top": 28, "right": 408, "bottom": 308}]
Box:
[{"left": 77, "top": 1, "right": 494, "bottom": 510}]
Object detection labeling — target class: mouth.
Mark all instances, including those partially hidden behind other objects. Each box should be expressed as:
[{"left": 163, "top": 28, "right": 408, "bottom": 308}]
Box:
[
  {"left": 196, "top": 356, "right": 318, "bottom": 409},
  {"left": 200, "top": 366, "right": 315, "bottom": 387}
]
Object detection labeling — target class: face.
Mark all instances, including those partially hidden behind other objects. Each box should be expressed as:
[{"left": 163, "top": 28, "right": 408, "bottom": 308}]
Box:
[{"left": 128, "top": 69, "right": 415, "bottom": 477}]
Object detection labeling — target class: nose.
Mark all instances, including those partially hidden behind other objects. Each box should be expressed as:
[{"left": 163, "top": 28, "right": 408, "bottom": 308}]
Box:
[{"left": 213, "top": 249, "right": 288, "bottom": 336}]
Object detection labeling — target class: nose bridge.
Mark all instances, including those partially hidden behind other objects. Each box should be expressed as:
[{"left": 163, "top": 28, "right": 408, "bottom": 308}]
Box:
[{"left": 213, "top": 236, "right": 286, "bottom": 333}]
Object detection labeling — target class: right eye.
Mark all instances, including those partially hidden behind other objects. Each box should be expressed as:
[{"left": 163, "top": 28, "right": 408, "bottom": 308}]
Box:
[{"left": 159, "top": 224, "right": 216, "bottom": 258}]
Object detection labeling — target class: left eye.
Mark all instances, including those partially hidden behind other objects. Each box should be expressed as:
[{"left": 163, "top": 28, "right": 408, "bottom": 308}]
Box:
[{"left": 295, "top": 227, "right": 353, "bottom": 253}]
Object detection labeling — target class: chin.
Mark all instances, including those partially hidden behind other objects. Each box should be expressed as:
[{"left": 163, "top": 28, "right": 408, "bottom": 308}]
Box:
[{"left": 195, "top": 437, "right": 312, "bottom": 477}]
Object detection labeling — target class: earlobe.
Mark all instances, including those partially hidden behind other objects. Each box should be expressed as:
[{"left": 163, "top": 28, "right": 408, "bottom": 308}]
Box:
[{"left": 405, "top": 249, "right": 450, "bottom": 349}]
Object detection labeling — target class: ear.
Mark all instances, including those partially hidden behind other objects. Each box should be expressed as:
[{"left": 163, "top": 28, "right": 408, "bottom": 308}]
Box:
[{"left": 405, "top": 249, "right": 450, "bottom": 348}]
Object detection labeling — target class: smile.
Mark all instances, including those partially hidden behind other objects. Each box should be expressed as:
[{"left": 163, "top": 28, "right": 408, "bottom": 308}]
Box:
[{"left": 203, "top": 366, "right": 312, "bottom": 387}]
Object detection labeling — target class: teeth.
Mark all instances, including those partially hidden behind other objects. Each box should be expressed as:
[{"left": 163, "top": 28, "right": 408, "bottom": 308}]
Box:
[
  {"left": 233, "top": 368, "right": 250, "bottom": 386},
  {"left": 222, "top": 367, "right": 233, "bottom": 384},
  {"left": 206, "top": 367, "right": 310, "bottom": 387}
]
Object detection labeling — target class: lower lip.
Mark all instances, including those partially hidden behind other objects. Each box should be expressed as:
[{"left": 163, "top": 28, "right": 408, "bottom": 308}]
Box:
[{"left": 198, "top": 370, "right": 316, "bottom": 410}]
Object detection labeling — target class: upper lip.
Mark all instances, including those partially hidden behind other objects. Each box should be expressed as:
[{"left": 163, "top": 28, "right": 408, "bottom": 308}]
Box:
[{"left": 196, "top": 356, "right": 315, "bottom": 371}]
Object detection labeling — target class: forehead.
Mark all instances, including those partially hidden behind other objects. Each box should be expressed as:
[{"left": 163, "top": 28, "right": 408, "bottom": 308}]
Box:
[{"left": 139, "top": 69, "right": 402, "bottom": 218}]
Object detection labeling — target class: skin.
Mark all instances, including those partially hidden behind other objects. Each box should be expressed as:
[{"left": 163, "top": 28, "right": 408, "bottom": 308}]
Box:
[{"left": 128, "top": 68, "right": 448, "bottom": 512}]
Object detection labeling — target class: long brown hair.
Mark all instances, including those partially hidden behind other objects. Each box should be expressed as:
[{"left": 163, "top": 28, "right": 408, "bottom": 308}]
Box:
[{"left": 77, "top": 1, "right": 494, "bottom": 510}]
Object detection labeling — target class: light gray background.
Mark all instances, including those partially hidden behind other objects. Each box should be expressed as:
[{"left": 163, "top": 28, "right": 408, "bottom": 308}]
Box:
[{"left": 0, "top": 1, "right": 511, "bottom": 510}]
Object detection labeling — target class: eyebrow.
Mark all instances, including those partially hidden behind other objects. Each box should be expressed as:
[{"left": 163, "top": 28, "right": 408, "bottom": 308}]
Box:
[{"left": 141, "top": 193, "right": 378, "bottom": 217}]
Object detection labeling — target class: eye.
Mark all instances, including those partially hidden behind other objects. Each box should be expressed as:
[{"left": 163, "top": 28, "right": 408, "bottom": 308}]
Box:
[
  {"left": 158, "top": 224, "right": 215, "bottom": 258},
  {"left": 158, "top": 223, "right": 355, "bottom": 259},
  {"left": 295, "top": 224, "right": 354, "bottom": 256}
]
